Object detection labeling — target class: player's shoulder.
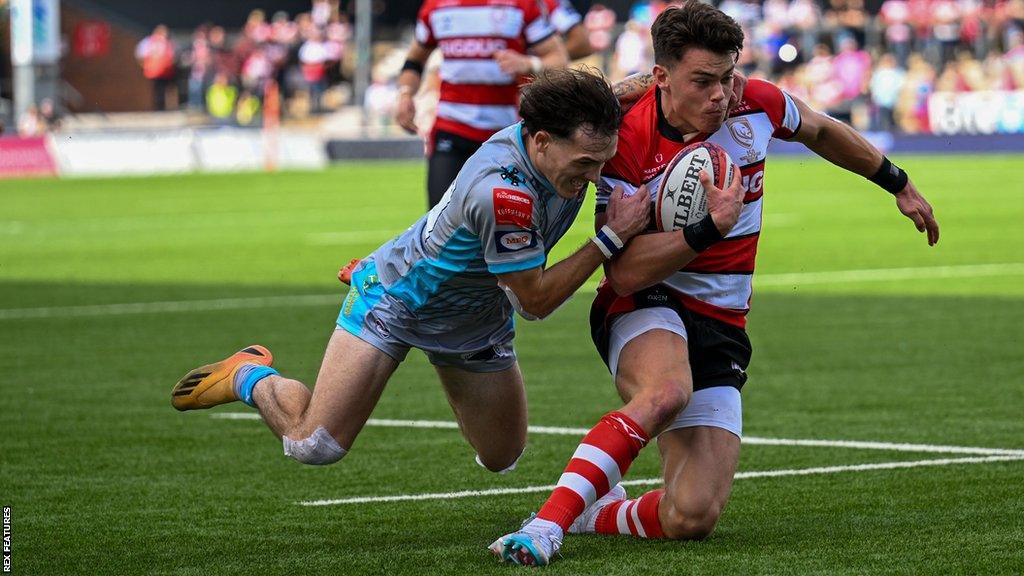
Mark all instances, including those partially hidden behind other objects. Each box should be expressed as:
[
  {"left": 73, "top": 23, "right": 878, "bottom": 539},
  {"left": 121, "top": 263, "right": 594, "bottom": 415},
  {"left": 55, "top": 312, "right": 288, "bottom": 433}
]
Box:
[
  {"left": 733, "top": 78, "right": 788, "bottom": 115},
  {"left": 461, "top": 135, "right": 540, "bottom": 206},
  {"left": 604, "top": 86, "right": 659, "bottom": 184}
]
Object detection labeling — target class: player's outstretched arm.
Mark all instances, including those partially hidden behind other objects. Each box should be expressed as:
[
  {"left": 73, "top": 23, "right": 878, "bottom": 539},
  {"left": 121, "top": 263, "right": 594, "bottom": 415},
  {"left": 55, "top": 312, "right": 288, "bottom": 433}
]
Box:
[
  {"left": 395, "top": 41, "right": 433, "bottom": 135},
  {"left": 496, "top": 184, "right": 649, "bottom": 319},
  {"left": 790, "top": 96, "right": 939, "bottom": 246},
  {"left": 602, "top": 168, "right": 744, "bottom": 296}
]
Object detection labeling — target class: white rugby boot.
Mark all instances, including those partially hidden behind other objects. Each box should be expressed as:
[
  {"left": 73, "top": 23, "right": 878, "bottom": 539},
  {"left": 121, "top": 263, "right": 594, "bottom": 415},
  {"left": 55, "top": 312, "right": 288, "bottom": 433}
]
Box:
[
  {"left": 568, "top": 483, "right": 628, "bottom": 534},
  {"left": 489, "top": 517, "right": 563, "bottom": 567}
]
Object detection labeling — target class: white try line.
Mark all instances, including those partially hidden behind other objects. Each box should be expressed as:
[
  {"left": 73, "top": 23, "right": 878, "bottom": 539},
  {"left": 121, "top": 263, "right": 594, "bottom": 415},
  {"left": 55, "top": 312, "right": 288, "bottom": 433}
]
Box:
[
  {"left": 212, "top": 413, "right": 1024, "bottom": 457},
  {"left": 3, "top": 262, "right": 1024, "bottom": 321},
  {"left": 299, "top": 455, "right": 1024, "bottom": 507}
]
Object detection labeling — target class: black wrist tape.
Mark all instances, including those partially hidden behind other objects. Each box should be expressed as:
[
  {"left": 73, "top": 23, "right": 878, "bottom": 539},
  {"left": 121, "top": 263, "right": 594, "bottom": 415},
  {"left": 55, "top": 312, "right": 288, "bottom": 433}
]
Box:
[
  {"left": 682, "top": 213, "right": 723, "bottom": 253},
  {"left": 869, "top": 157, "right": 909, "bottom": 195},
  {"left": 401, "top": 59, "right": 425, "bottom": 75}
]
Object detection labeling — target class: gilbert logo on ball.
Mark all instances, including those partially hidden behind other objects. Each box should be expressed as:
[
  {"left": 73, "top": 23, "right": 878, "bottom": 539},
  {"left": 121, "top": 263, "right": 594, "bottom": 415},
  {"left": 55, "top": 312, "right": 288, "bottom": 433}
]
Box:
[{"left": 656, "top": 142, "right": 735, "bottom": 232}]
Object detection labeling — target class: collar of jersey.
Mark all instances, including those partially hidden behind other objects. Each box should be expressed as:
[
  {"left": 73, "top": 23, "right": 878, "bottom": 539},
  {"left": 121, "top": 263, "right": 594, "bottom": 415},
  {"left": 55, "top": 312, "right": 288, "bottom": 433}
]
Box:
[
  {"left": 513, "top": 122, "right": 558, "bottom": 198},
  {"left": 656, "top": 87, "right": 703, "bottom": 144}
]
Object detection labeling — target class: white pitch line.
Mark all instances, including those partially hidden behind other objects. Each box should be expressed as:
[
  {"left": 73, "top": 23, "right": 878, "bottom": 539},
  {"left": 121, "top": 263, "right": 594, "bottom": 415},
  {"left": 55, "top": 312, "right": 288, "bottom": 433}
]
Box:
[
  {"left": 0, "top": 294, "right": 340, "bottom": 320},
  {"left": 299, "top": 454, "right": 1024, "bottom": 506},
  {"left": 211, "top": 414, "right": 1024, "bottom": 457},
  {"left": 3, "top": 262, "right": 1023, "bottom": 321},
  {"left": 753, "top": 262, "right": 1024, "bottom": 287}
]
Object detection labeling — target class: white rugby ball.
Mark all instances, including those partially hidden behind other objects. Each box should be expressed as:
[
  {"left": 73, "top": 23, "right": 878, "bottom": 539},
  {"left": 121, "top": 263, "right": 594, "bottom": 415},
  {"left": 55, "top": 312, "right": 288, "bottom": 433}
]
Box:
[{"left": 655, "top": 142, "right": 735, "bottom": 232}]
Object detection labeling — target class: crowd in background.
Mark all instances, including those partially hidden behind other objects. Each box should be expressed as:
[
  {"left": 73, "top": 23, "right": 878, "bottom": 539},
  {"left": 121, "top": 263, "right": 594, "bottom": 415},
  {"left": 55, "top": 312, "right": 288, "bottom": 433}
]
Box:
[
  {"left": 597, "top": 0, "right": 1024, "bottom": 132},
  {"left": 133, "top": 0, "right": 351, "bottom": 125},
  {"left": 12, "top": 0, "right": 1024, "bottom": 136}
]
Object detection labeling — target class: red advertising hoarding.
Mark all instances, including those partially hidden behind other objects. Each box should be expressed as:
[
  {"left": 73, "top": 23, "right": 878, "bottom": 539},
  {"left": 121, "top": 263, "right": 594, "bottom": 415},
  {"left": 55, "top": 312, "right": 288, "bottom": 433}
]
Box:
[{"left": 0, "top": 136, "right": 58, "bottom": 178}]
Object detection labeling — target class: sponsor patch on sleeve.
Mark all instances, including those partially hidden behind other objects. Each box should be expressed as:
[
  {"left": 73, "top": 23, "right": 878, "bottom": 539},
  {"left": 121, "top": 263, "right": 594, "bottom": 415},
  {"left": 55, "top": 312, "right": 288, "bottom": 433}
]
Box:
[
  {"left": 493, "top": 188, "right": 534, "bottom": 228},
  {"left": 494, "top": 230, "right": 538, "bottom": 253}
]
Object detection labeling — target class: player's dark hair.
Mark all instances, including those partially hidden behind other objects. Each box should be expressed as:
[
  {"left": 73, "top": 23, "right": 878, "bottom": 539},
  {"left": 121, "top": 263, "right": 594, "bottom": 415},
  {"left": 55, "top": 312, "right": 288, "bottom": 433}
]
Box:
[
  {"left": 651, "top": 2, "right": 744, "bottom": 66},
  {"left": 519, "top": 67, "right": 621, "bottom": 141}
]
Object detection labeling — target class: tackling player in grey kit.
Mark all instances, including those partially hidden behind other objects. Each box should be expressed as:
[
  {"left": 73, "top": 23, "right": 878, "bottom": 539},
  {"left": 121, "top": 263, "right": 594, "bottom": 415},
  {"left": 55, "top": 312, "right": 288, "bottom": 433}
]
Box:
[{"left": 170, "top": 68, "right": 660, "bottom": 475}]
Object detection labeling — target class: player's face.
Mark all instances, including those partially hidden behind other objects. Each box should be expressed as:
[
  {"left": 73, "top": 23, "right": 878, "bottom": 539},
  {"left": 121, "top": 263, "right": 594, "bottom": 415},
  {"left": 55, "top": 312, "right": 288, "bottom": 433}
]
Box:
[
  {"left": 535, "top": 127, "right": 619, "bottom": 200},
  {"left": 655, "top": 47, "right": 735, "bottom": 135}
]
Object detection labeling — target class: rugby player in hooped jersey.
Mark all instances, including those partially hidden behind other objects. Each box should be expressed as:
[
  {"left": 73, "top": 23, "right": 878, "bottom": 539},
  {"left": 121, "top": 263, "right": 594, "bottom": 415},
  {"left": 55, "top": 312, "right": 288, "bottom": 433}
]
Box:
[
  {"left": 170, "top": 69, "right": 715, "bottom": 486},
  {"left": 395, "top": 0, "right": 569, "bottom": 208},
  {"left": 491, "top": 3, "right": 939, "bottom": 567}
]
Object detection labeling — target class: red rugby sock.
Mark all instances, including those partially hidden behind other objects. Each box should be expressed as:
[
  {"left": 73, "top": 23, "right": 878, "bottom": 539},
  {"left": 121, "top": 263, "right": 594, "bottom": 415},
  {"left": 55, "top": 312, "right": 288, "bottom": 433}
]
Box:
[
  {"left": 594, "top": 488, "right": 666, "bottom": 538},
  {"left": 535, "top": 411, "right": 649, "bottom": 531}
]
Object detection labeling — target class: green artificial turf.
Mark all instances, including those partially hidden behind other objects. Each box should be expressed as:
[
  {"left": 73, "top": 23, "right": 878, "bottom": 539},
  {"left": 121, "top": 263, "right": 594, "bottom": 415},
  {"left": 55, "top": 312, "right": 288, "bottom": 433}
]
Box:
[{"left": 1, "top": 156, "right": 1022, "bottom": 575}]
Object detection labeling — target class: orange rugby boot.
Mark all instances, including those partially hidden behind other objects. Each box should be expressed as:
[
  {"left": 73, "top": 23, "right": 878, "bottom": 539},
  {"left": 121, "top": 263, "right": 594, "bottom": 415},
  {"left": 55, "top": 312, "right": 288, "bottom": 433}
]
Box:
[{"left": 171, "top": 345, "right": 273, "bottom": 411}]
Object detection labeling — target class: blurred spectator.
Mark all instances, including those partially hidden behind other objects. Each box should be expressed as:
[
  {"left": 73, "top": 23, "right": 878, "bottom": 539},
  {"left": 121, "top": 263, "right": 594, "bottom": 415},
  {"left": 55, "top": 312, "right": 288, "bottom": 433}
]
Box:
[
  {"left": 236, "top": 91, "right": 262, "bottom": 126},
  {"left": 242, "top": 46, "right": 275, "bottom": 93},
  {"left": 879, "top": 0, "right": 913, "bottom": 66},
  {"left": 38, "top": 98, "right": 61, "bottom": 131},
  {"left": 364, "top": 70, "right": 397, "bottom": 129},
  {"left": 299, "top": 28, "right": 330, "bottom": 113},
  {"left": 183, "top": 27, "right": 213, "bottom": 110},
  {"left": 804, "top": 43, "right": 842, "bottom": 111},
  {"left": 931, "top": 0, "right": 962, "bottom": 65},
  {"left": 17, "top": 105, "right": 44, "bottom": 137},
  {"left": 788, "top": 0, "right": 822, "bottom": 57},
  {"left": 208, "top": 26, "right": 237, "bottom": 78},
  {"left": 870, "top": 53, "right": 907, "bottom": 130},
  {"left": 719, "top": 0, "right": 761, "bottom": 28},
  {"left": 833, "top": 36, "right": 872, "bottom": 102},
  {"left": 614, "top": 20, "right": 649, "bottom": 79},
  {"left": 896, "top": 54, "right": 936, "bottom": 133},
  {"left": 206, "top": 73, "right": 238, "bottom": 124},
  {"left": 826, "top": 0, "right": 868, "bottom": 48},
  {"left": 311, "top": 0, "right": 333, "bottom": 28},
  {"left": 135, "top": 25, "right": 177, "bottom": 110},
  {"left": 244, "top": 9, "right": 272, "bottom": 44}
]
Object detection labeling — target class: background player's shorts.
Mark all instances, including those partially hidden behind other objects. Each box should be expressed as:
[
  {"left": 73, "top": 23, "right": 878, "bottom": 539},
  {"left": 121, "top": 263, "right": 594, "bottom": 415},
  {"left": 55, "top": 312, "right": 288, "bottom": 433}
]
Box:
[
  {"left": 427, "top": 129, "right": 482, "bottom": 208},
  {"left": 337, "top": 258, "right": 517, "bottom": 373}
]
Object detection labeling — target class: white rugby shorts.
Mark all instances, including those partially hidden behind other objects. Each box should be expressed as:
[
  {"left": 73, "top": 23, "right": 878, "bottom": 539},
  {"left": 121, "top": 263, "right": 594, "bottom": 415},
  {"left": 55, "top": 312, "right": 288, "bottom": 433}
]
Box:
[{"left": 607, "top": 307, "right": 743, "bottom": 438}]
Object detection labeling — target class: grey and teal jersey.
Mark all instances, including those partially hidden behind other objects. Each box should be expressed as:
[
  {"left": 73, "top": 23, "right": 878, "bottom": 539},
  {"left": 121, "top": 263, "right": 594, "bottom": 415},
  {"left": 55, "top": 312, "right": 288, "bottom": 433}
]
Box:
[{"left": 338, "top": 122, "right": 585, "bottom": 370}]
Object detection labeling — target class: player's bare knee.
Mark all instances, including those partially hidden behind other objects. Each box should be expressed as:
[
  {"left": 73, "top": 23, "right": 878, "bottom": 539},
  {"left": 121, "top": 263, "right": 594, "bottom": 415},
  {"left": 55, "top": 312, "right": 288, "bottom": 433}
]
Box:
[
  {"left": 475, "top": 445, "right": 525, "bottom": 474},
  {"left": 638, "top": 381, "right": 691, "bottom": 430},
  {"left": 282, "top": 426, "right": 347, "bottom": 465},
  {"left": 662, "top": 501, "right": 723, "bottom": 541}
]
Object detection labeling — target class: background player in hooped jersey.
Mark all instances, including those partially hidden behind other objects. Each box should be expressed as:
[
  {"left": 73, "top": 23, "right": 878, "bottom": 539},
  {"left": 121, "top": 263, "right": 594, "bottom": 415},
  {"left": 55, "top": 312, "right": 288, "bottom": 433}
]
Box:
[
  {"left": 543, "top": 0, "right": 594, "bottom": 60},
  {"left": 491, "top": 3, "right": 940, "bottom": 567},
  {"left": 171, "top": 69, "right": 657, "bottom": 482},
  {"left": 396, "top": 0, "right": 569, "bottom": 208}
]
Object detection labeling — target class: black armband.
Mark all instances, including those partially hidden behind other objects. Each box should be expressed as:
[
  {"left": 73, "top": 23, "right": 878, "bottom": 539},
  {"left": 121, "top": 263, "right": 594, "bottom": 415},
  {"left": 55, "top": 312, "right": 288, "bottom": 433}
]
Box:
[
  {"left": 401, "top": 59, "right": 425, "bottom": 75},
  {"left": 682, "top": 213, "right": 723, "bottom": 253},
  {"left": 869, "top": 156, "right": 909, "bottom": 195}
]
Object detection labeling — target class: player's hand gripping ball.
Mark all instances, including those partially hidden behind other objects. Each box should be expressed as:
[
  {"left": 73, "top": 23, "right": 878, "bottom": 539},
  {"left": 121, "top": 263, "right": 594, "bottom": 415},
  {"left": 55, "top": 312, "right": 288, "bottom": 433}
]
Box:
[{"left": 655, "top": 142, "right": 735, "bottom": 232}]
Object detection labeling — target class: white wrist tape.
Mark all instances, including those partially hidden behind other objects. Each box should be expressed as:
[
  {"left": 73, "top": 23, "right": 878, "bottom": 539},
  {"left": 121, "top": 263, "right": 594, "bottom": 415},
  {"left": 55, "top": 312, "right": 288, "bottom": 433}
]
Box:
[{"left": 591, "top": 225, "right": 625, "bottom": 259}]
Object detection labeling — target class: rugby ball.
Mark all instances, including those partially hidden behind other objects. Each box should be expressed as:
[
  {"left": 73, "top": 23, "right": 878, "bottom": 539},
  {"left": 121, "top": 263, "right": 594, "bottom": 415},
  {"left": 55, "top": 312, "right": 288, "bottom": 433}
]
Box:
[{"left": 655, "top": 142, "right": 735, "bottom": 232}]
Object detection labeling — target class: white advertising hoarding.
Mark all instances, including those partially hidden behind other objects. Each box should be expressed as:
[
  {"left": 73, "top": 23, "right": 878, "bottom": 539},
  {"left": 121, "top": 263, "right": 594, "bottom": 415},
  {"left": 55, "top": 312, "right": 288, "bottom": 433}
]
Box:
[{"left": 929, "top": 91, "right": 1024, "bottom": 135}]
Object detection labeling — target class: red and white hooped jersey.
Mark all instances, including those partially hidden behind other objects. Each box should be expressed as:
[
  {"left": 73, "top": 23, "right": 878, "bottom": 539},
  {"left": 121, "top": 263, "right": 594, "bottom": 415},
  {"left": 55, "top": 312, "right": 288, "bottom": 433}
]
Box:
[
  {"left": 542, "top": 0, "right": 584, "bottom": 34},
  {"left": 596, "top": 79, "right": 802, "bottom": 328},
  {"left": 416, "top": 0, "right": 557, "bottom": 143}
]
